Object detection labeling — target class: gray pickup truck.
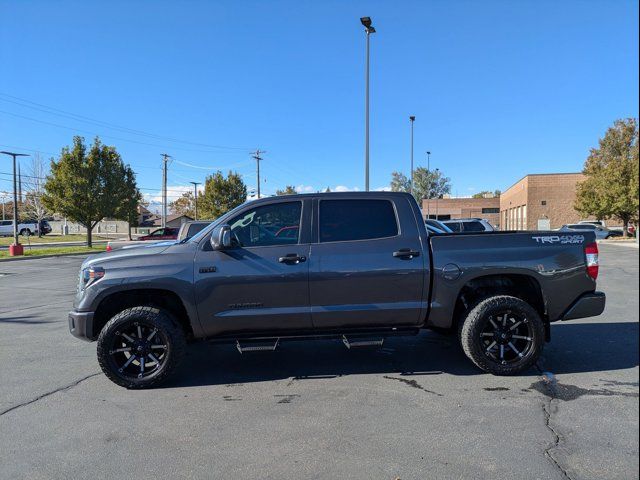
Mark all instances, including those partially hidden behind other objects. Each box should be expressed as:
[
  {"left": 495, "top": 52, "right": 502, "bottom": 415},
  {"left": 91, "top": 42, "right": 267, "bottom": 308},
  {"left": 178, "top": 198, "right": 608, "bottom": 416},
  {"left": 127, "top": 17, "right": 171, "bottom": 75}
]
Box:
[{"left": 69, "top": 192, "right": 605, "bottom": 388}]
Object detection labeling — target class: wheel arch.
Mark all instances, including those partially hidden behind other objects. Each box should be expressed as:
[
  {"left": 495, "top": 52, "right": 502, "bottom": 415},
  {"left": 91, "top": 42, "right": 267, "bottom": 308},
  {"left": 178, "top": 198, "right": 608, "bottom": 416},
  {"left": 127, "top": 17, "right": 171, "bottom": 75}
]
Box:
[
  {"left": 92, "top": 288, "right": 194, "bottom": 340},
  {"left": 452, "top": 273, "right": 548, "bottom": 338}
]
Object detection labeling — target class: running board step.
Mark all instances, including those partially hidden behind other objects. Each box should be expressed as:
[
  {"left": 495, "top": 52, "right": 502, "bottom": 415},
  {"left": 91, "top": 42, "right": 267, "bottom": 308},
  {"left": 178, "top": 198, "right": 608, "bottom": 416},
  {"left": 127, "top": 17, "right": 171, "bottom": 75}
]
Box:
[
  {"left": 342, "top": 335, "right": 384, "bottom": 349},
  {"left": 236, "top": 338, "right": 279, "bottom": 354}
]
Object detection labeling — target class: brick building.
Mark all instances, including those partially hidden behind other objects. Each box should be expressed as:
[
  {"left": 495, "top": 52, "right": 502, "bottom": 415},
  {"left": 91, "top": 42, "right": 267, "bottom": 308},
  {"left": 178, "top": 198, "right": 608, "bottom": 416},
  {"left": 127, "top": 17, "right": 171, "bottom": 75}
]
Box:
[
  {"left": 500, "top": 173, "right": 594, "bottom": 230},
  {"left": 422, "top": 196, "right": 501, "bottom": 228}
]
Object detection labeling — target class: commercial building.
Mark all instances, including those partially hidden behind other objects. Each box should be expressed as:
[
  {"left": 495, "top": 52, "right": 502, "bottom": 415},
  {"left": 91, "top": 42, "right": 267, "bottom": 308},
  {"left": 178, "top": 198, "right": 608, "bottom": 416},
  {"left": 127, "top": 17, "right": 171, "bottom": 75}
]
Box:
[
  {"left": 500, "top": 173, "right": 593, "bottom": 230},
  {"left": 422, "top": 196, "right": 501, "bottom": 228}
]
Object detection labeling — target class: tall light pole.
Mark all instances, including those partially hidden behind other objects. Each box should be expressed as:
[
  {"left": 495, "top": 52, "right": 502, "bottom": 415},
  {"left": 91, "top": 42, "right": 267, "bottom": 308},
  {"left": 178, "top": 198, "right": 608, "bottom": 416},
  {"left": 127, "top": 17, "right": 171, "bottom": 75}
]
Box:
[
  {"left": 189, "top": 181, "right": 200, "bottom": 220},
  {"left": 360, "top": 16, "right": 375, "bottom": 191},
  {"left": 426, "top": 151, "right": 432, "bottom": 218},
  {"left": 409, "top": 116, "right": 415, "bottom": 194},
  {"left": 0, "top": 151, "right": 30, "bottom": 253},
  {"left": 435, "top": 168, "right": 440, "bottom": 219}
]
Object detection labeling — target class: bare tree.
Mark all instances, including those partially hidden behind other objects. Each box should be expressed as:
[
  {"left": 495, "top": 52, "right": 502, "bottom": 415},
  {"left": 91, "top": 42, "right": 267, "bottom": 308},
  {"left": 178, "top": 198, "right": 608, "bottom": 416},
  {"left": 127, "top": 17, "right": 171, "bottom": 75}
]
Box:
[{"left": 23, "top": 153, "right": 51, "bottom": 236}]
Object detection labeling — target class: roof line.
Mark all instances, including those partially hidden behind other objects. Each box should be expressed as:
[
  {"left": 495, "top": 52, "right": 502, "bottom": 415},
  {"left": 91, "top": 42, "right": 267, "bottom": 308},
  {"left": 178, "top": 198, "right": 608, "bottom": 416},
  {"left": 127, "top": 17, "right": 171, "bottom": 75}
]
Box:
[{"left": 503, "top": 172, "right": 583, "bottom": 194}]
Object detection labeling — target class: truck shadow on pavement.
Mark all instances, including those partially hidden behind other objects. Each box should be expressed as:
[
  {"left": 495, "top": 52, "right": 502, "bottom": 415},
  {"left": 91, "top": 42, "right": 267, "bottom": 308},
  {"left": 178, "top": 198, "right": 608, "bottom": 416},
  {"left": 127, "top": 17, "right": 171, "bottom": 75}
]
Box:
[{"left": 163, "top": 321, "right": 639, "bottom": 389}]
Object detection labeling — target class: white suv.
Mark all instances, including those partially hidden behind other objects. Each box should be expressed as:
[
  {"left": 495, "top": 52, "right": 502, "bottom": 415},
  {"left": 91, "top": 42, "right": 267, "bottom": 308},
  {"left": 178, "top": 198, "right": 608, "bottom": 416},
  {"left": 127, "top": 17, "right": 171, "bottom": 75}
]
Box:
[{"left": 442, "top": 218, "right": 496, "bottom": 233}]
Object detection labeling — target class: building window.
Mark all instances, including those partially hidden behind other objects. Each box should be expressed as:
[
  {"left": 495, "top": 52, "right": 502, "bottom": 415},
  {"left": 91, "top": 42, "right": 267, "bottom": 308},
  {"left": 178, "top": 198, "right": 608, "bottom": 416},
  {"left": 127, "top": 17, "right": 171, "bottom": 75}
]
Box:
[
  {"left": 482, "top": 207, "right": 500, "bottom": 214},
  {"left": 541, "top": 201, "right": 547, "bottom": 206}
]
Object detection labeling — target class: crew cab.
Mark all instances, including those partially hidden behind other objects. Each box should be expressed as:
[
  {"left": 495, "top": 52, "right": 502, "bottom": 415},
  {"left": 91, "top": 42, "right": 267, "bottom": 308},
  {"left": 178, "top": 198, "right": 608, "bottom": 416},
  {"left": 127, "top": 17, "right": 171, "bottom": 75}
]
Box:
[{"left": 69, "top": 192, "right": 605, "bottom": 388}]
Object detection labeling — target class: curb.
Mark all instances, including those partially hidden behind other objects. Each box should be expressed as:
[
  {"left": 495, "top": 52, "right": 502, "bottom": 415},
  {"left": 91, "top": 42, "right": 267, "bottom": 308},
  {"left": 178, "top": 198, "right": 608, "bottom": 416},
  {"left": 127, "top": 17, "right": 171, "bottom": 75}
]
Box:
[{"left": 0, "top": 252, "right": 98, "bottom": 263}]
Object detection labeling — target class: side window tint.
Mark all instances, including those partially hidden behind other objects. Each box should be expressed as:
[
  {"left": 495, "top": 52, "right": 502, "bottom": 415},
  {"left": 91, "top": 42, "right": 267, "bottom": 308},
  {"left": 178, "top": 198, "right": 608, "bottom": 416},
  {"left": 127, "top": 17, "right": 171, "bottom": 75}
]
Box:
[
  {"left": 319, "top": 199, "right": 398, "bottom": 242},
  {"left": 462, "top": 221, "right": 485, "bottom": 232},
  {"left": 446, "top": 222, "right": 461, "bottom": 232},
  {"left": 228, "top": 202, "right": 302, "bottom": 247}
]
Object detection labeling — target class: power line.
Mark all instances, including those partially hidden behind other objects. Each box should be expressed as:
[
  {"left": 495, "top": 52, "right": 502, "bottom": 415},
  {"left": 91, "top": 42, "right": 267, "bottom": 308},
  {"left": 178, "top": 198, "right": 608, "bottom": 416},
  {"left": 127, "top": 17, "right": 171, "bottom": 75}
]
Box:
[
  {"left": 0, "top": 93, "right": 254, "bottom": 151},
  {"left": 0, "top": 109, "right": 252, "bottom": 154}
]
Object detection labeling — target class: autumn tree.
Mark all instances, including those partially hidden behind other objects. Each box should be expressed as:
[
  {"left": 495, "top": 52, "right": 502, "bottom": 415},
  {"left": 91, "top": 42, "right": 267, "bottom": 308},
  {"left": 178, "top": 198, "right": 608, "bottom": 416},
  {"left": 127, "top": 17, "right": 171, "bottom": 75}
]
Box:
[
  {"left": 199, "top": 170, "right": 247, "bottom": 219},
  {"left": 275, "top": 185, "right": 297, "bottom": 195},
  {"left": 43, "top": 136, "right": 138, "bottom": 247},
  {"left": 170, "top": 191, "right": 196, "bottom": 218},
  {"left": 575, "top": 118, "right": 639, "bottom": 236}
]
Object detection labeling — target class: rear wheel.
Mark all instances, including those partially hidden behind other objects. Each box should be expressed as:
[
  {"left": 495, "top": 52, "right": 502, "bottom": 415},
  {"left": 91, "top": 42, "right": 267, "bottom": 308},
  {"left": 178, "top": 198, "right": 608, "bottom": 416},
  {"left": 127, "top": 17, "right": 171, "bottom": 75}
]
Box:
[
  {"left": 20, "top": 228, "right": 31, "bottom": 236},
  {"left": 97, "top": 306, "right": 186, "bottom": 389},
  {"left": 459, "top": 295, "right": 544, "bottom": 375}
]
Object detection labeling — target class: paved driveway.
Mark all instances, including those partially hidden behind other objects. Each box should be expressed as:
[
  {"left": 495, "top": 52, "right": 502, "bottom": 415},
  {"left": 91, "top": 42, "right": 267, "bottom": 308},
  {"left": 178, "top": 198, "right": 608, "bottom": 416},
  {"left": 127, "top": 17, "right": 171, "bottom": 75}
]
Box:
[{"left": 0, "top": 244, "right": 637, "bottom": 479}]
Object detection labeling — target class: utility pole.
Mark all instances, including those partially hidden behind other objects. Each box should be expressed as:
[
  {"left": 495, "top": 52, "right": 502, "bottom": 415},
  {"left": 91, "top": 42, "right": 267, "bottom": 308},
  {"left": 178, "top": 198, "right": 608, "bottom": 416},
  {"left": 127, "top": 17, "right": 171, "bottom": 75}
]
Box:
[
  {"left": 251, "top": 150, "right": 266, "bottom": 198},
  {"left": 1, "top": 151, "right": 30, "bottom": 254},
  {"left": 161, "top": 153, "right": 171, "bottom": 227},
  {"left": 189, "top": 181, "right": 200, "bottom": 220},
  {"left": 409, "top": 116, "right": 415, "bottom": 195}
]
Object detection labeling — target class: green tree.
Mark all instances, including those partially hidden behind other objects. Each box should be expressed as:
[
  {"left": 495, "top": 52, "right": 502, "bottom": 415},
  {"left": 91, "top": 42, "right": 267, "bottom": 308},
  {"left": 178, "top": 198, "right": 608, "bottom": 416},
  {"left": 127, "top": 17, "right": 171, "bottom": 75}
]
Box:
[
  {"left": 472, "top": 189, "right": 501, "bottom": 199},
  {"left": 575, "top": 118, "right": 639, "bottom": 236},
  {"left": 199, "top": 170, "right": 247, "bottom": 219},
  {"left": 276, "top": 185, "right": 297, "bottom": 195},
  {"left": 390, "top": 171, "right": 411, "bottom": 193},
  {"left": 114, "top": 165, "right": 143, "bottom": 240},
  {"left": 390, "top": 168, "right": 451, "bottom": 203},
  {"left": 169, "top": 191, "right": 196, "bottom": 218},
  {"left": 43, "top": 136, "right": 135, "bottom": 247}
]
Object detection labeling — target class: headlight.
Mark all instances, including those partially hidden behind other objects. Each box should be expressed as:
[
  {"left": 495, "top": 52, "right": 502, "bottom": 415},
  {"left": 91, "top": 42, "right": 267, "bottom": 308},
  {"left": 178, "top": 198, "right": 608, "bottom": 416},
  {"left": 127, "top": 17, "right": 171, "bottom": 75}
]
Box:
[{"left": 79, "top": 266, "right": 105, "bottom": 290}]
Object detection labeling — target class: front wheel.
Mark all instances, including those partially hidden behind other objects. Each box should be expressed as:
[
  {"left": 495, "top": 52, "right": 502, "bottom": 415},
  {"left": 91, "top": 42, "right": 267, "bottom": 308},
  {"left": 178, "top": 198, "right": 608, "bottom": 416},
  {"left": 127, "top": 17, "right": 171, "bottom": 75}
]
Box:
[
  {"left": 97, "top": 306, "right": 186, "bottom": 389},
  {"left": 459, "top": 295, "right": 544, "bottom": 375}
]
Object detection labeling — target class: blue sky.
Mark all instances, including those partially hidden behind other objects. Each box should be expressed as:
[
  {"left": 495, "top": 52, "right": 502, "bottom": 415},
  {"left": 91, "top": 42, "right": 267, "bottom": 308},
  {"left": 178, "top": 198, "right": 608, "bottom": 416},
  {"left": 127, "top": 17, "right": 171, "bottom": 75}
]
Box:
[{"left": 1, "top": 0, "right": 638, "bottom": 208}]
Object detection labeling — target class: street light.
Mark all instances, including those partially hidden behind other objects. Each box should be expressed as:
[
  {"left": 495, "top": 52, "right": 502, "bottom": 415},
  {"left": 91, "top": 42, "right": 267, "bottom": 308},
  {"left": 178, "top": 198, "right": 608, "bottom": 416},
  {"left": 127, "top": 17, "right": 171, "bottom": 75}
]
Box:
[
  {"left": 360, "top": 16, "right": 375, "bottom": 191},
  {"left": 189, "top": 181, "right": 200, "bottom": 220},
  {"left": 0, "top": 151, "right": 29, "bottom": 255},
  {"left": 409, "top": 116, "right": 415, "bottom": 194},
  {"left": 426, "top": 151, "right": 432, "bottom": 218}
]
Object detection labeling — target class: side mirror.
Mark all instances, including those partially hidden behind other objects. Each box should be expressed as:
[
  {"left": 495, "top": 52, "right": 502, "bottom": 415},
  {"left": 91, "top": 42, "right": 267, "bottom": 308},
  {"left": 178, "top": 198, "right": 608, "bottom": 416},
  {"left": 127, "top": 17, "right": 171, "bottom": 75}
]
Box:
[{"left": 210, "top": 224, "right": 233, "bottom": 250}]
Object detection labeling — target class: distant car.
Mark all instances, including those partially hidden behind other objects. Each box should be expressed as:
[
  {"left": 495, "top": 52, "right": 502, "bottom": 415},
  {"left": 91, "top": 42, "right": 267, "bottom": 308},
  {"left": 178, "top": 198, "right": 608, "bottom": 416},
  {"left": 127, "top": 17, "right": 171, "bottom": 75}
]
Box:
[
  {"left": 425, "top": 219, "right": 453, "bottom": 235},
  {"left": 137, "top": 227, "right": 179, "bottom": 241},
  {"left": 442, "top": 218, "right": 496, "bottom": 233},
  {"left": 0, "top": 219, "right": 51, "bottom": 236},
  {"left": 559, "top": 223, "right": 621, "bottom": 240},
  {"left": 177, "top": 221, "right": 212, "bottom": 241}
]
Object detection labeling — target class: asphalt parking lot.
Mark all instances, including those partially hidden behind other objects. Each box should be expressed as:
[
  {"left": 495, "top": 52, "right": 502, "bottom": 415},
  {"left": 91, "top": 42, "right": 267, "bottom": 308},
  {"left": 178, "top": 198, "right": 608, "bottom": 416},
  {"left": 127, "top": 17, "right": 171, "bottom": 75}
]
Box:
[{"left": 0, "top": 244, "right": 638, "bottom": 480}]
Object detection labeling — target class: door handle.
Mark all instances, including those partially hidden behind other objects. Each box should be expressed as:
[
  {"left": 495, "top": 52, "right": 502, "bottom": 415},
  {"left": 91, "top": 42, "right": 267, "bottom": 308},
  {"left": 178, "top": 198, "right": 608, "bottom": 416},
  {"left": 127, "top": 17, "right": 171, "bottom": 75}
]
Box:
[
  {"left": 278, "top": 254, "right": 306, "bottom": 264},
  {"left": 393, "top": 248, "right": 420, "bottom": 259}
]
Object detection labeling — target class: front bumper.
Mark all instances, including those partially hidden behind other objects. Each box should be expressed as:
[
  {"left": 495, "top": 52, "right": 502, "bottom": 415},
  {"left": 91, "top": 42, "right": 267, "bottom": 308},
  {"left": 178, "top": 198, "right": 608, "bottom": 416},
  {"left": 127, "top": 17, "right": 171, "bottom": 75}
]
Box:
[
  {"left": 561, "top": 291, "right": 606, "bottom": 321},
  {"left": 68, "top": 310, "right": 95, "bottom": 341}
]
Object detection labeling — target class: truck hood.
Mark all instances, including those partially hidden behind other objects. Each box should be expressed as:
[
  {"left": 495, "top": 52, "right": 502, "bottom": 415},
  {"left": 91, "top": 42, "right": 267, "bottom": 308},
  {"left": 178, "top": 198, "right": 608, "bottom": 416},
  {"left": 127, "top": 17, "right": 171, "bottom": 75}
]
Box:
[{"left": 82, "top": 242, "right": 176, "bottom": 269}]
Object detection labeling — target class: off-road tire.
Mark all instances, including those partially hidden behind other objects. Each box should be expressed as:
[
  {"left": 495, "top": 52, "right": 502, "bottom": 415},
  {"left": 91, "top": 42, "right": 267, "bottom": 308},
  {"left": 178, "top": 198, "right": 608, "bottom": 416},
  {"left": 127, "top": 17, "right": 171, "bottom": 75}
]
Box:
[
  {"left": 459, "top": 295, "right": 544, "bottom": 375},
  {"left": 97, "top": 306, "right": 186, "bottom": 389}
]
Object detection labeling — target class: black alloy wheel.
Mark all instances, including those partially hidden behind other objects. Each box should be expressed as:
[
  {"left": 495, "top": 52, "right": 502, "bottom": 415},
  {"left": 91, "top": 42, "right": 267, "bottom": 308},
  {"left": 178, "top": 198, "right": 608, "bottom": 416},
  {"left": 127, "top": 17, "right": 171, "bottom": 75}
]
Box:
[
  {"left": 97, "top": 307, "right": 185, "bottom": 389},
  {"left": 460, "top": 295, "right": 545, "bottom": 375}
]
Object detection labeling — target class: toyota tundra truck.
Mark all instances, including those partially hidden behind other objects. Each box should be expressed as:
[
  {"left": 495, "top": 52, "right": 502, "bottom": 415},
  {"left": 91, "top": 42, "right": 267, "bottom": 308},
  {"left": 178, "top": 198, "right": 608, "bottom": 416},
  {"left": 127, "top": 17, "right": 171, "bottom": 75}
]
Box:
[{"left": 68, "top": 192, "right": 605, "bottom": 388}]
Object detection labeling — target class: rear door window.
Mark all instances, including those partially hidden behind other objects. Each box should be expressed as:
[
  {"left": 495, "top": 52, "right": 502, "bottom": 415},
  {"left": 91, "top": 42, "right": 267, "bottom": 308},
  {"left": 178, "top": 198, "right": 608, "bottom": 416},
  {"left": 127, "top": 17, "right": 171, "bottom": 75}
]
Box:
[
  {"left": 319, "top": 199, "right": 398, "bottom": 242},
  {"left": 445, "top": 222, "right": 461, "bottom": 232},
  {"left": 461, "top": 221, "right": 486, "bottom": 232}
]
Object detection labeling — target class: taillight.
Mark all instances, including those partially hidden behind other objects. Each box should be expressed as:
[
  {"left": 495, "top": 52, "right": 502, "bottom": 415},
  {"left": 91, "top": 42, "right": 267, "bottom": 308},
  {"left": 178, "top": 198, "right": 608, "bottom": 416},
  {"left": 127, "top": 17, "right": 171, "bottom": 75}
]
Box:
[
  {"left": 585, "top": 242, "right": 599, "bottom": 280},
  {"left": 106, "top": 245, "right": 112, "bottom": 252}
]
